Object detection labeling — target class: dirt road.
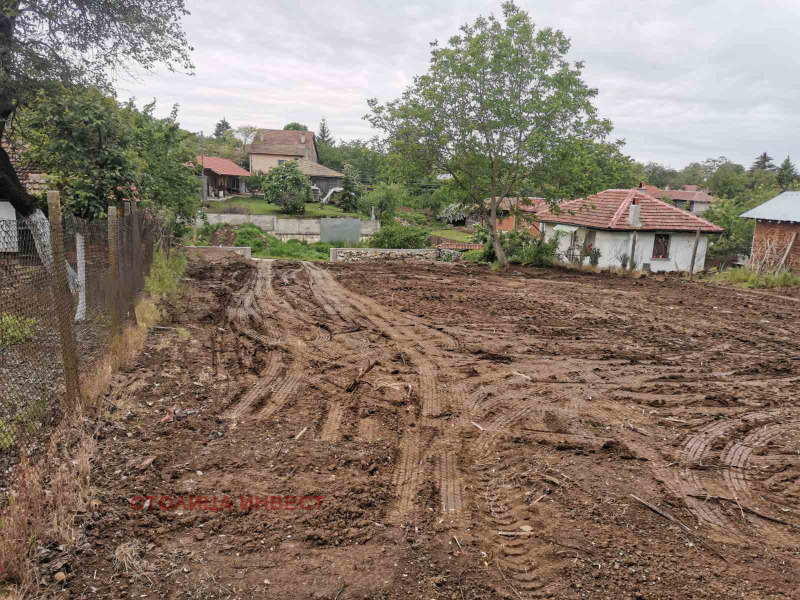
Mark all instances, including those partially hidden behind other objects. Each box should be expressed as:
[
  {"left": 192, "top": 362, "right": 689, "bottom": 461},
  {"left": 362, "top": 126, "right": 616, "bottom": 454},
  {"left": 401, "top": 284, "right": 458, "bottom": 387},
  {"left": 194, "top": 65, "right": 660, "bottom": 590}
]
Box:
[{"left": 60, "top": 250, "right": 800, "bottom": 599}]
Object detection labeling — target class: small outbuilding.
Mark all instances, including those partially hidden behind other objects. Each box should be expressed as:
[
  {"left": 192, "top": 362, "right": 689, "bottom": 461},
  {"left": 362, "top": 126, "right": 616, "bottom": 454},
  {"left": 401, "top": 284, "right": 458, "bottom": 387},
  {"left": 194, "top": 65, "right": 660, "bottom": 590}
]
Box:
[
  {"left": 740, "top": 191, "right": 800, "bottom": 270},
  {"left": 536, "top": 188, "right": 723, "bottom": 272},
  {"left": 197, "top": 155, "right": 250, "bottom": 199}
]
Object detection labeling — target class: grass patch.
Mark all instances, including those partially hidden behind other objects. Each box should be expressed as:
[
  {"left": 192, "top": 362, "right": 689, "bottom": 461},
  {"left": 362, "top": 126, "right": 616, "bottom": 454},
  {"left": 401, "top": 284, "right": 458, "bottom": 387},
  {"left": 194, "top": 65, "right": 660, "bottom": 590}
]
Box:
[
  {"left": 233, "top": 224, "right": 339, "bottom": 261},
  {"left": 707, "top": 267, "right": 800, "bottom": 289},
  {"left": 205, "top": 198, "right": 365, "bottom": 220},
  {"left": 144, "top": 250, "right": 186, "bottom": 299},
  {"left": 430, "top": 229, "right": 474, "bottom": 242}
]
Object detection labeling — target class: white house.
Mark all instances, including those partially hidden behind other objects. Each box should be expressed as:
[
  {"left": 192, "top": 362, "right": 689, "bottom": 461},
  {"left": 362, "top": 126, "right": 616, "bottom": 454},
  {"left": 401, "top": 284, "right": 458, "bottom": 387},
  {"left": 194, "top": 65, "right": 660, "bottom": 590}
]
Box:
[{"left": 536, "top": 189, "right": 724, "bottom": 273}]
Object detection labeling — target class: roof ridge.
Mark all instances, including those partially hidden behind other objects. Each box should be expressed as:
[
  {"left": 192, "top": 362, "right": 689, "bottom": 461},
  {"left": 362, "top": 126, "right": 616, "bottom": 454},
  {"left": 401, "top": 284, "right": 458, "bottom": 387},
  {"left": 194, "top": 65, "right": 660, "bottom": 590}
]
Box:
[
  {"left": 647, "top": 192, "right": 720, "bottom": 229},
  {"left": 609, "top": 189, "right": 638, "bottom": 228}
]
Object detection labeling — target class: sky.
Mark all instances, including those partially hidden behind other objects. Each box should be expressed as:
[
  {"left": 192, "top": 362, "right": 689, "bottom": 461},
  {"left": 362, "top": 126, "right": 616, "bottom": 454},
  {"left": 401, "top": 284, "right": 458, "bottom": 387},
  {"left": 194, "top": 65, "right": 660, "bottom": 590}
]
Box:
[{"left": 117, "top": 0, "right": 800, "bottom": 170}]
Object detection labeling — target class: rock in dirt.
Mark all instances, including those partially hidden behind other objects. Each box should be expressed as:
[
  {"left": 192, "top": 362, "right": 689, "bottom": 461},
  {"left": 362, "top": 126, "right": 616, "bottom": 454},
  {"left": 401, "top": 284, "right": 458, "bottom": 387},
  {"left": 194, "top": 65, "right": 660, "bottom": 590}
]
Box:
[
  {"left": 53, "top": 571, "right": 66, "bottom": 583},
  {"left": 139, "top": 456, "right": 156, "bottom": 470}
]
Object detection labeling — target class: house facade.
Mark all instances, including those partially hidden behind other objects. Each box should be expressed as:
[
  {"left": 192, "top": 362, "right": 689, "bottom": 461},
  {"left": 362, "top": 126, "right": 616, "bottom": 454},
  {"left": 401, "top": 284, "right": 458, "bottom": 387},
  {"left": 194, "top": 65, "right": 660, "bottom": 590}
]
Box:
[
  {"left": 741, "top": 191, "right": 800, "bottom": 270},
  {"left": 247, "top": 129, "right": 343, "bottom": 198},
  {"left": 495, "top": 197, "right": 547, "bottom": 235},
  {"left": 537, "top": 189, "right": 723, "bottom": 273},
  {"left": 197, "top": 155, "right": 250, "bottom": 199}
]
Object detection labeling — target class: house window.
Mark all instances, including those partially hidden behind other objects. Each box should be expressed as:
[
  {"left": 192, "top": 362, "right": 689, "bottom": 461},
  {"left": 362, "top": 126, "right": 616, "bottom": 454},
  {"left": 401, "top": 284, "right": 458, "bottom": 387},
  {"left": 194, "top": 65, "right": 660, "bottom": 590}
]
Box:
[
  {"left": 652, "top": 234, "right": 670, "bottom": 259},
  {"left": 278, "top": 160, "right": 286, "bottom": 165}
]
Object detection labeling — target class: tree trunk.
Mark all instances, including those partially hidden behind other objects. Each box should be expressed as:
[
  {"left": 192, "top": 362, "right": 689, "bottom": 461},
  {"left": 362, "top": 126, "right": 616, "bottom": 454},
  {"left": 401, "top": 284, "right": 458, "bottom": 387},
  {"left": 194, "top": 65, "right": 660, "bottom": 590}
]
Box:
[{"left": 488, "top": 198, "right": 508, "bottom": 267}]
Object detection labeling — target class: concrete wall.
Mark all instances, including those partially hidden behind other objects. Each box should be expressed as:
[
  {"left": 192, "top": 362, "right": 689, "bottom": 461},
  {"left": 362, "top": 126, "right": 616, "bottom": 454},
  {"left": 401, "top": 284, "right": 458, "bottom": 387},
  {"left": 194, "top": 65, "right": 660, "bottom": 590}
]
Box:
[
  {"left": 196, "top": 214, "right": 380, "bottom": 243},
  {"left": 188, "top": 246, "right": 252, "bottom": 259},
  {"left": 542, "top": 224, "right": 709, "bottom": 273},
  {"left": 330, "top": 248, "right": 445, "bottom": 263}
]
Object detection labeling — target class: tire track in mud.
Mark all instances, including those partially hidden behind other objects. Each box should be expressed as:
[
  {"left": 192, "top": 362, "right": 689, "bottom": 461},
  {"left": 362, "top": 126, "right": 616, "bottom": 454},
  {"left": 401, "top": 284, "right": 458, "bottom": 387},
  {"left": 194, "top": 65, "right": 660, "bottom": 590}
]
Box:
[
  {"left": 306, "top": 264, "right": 467, "bottom": 517},
  {"left": 392, "top": 430, "right": 425, "bottom": 521},
  {"left": 320, "top": 401, "right": 346, "bottom": 442}
]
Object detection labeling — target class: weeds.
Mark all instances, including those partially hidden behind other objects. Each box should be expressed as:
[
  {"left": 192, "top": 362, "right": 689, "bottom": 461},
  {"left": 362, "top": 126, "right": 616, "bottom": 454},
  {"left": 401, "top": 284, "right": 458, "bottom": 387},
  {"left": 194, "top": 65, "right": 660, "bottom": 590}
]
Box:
[
  {"left": 707, "top": 267, "right": 800, "bottom": 288},
  {"left": 145, "top": 250, "right": 186, "bottom": 299},
  {"left": 0, "top": 314, "right": 36, "bottom": 348}
]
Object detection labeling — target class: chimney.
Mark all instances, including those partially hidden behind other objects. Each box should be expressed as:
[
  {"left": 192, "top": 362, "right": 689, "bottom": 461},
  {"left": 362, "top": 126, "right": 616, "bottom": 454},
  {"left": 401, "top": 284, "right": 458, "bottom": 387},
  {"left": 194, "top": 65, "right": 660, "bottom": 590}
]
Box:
[
  {"left": 628, "top": 196, "right": 641, "bottom": 227},
  {"left": 301, "top": 133, "right": 306, "bottom": 144},
  {"left": 639, "top": 181, "right": 645, "bottom": 189}
]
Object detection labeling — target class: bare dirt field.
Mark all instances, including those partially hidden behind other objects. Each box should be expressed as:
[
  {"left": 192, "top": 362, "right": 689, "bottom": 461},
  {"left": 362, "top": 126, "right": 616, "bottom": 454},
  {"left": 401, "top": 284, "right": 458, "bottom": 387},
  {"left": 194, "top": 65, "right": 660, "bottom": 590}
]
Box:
[{"left": 52, "top": 250, "right": 800, "bottom": 599}]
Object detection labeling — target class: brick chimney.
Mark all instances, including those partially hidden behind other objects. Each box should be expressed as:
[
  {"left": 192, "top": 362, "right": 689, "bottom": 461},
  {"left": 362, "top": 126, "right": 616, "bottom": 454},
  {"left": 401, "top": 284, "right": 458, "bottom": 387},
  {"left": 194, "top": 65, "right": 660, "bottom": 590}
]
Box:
[
  {"left": 628, "top": 196, "right": 642, "bottom": 226},
  {"left": 301, "top": 133, "right": 306, "bottom": 144}
]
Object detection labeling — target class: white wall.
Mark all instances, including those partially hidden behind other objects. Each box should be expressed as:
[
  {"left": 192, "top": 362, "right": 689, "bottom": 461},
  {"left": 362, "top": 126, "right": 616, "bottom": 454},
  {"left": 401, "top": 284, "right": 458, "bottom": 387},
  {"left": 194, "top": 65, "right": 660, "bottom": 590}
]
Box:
[{"left": 542, "top": 224, "right": 710, "bottom": 273}]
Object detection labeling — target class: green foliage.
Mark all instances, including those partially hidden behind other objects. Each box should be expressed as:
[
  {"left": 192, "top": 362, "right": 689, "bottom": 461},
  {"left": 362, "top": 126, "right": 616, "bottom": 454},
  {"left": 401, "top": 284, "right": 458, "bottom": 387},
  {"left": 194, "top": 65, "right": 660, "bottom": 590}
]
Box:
[
  {"left": 439, "top": 203, "right": 468, "bottom": 225},
  {"left": 360, "top": 182, "right": 407, "bottom": 220},
  {"left": 194, "top": 223, "right": 227, "bottom": 245},
  {"left": 262, "top": 161, "right": 312, "bottom": 214},
  {"left": 317, "top": 118, "right": 333, "bottom": 146},
  {"left": 145, "top": 250, "right": 186, "bottom": 299},
  {"left": 21, "top": 87, "right": 200, "bottom": 223},
  {"left": 589, "top": 247, "right": 601, "bottom": 267},
  {"left": 513, "top": 236, "right": 560, "bottom": 267},
  {"left": 317, "top": 137, "right": 385, "bottom": 184},
  {"left": 0, "top": 313, "right": 36, "bottom": 347},
  {"left": 244, "top": 171, "right": 269, "bottom": 196},
  {"left": 213, "top": 118, "right": 232, "bottom": 139},
  {"left": 234, "top": 223, "right": 269, "bottom": 253},
  {"left": 339, "top": 163, "right": 361, "bottom": 213},
  {"left": 398, "top": 212, "right": 429, "bottom": 226},
  {"left": 284, "top": 122, "right": 309, "bottom": 131},
  {"left": 708, "top": 267, "right": 800, "bottom": 289},
  {"left": 371, "top": 225, "right": 430, "bottom": 249},
  {"left": 367, "top": 1, "right": 610, "bottom": 266},
  {"left": 704, "top": 186, "right": 776, "bottom": 259},
  {"left": 204, "top": 198, "right": 363, "bottom": 219},
  {"left": 481, "top": 229, "right": 536, "bottom": 262},
  {"left": 776, "top": 156, "right": 798, "bottom": 191},
  {"left": 463, "top": 249, "right": 485, "bottom": 263},
  {"left": 751, "top": 152, "right": 776, "bottom": 172},
  {"left": 430, "top": 229, "right": 473, "bottom": 242}
]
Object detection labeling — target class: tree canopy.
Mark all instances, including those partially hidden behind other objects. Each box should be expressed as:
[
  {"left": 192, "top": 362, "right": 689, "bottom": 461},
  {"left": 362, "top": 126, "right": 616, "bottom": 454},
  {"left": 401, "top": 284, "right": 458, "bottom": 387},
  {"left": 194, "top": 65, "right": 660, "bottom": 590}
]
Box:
[
  {"left": 317, "top": 117, "right": 333, "bottom": 146},
  {"left": 283, "top": 122, "right": 309, "bottom": 131},
  {"left": 213, "top": 118, "right": 232, "bottom": 139},
  {"left": 367, "top": 1, "right": 610, "bottom": 265},
  {"left": 751, "top": 152, "right": 776, "bottom": 172},
  {"left": 0, "top": 0, "right": 194, "bottom": 216},
  {"left": 262, "top": 160, "right": 312, "bottom": 214}
]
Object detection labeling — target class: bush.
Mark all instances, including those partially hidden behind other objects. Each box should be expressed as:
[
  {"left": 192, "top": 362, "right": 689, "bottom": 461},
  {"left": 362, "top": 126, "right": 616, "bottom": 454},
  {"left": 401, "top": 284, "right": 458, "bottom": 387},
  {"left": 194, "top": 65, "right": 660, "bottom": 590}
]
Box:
[
  {"left": 234, "top": 223, "right": 269, "bottom": 253},
  {"left": 0, "top": 313, "right": 36, "bottom": 347},
  {"left": 589, "top": 247, "right": 601, "bottom": 267},
  {"left": 463, "top": 249, "right": 485, "bottom": 263},
  {"left": 481, "top": 228, "right": 537, "bottom": 262},
  {"left": 708, "top": 266, "right": 800, "bottom": 289},
  {"left": 513, "top": 236, "right": 559, "bottom": 267},
  {"left": 360, "top": 182, "right": 406, "bottom": 220},
  {"left": 339, "top": 163, "right": 361, "bottom": 213},
  {"left": 263, "top": 161, "right": 312, "bottom": 214},
  {"left": 371, "top": 224, "right": 430, "bottom": 249},
  {"left": 439, "top": 202, "right": 468, "bottom": 225}
]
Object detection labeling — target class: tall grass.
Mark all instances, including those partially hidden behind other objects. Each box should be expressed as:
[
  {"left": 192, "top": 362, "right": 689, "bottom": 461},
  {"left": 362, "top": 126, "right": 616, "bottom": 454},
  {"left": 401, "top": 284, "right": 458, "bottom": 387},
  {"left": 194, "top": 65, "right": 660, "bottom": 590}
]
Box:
[
  {"left": 708, "top": 266, "right": 800, "bottom": 289},
  {"left": 145, "top": 250, "right": 187, "bottom": 299}
]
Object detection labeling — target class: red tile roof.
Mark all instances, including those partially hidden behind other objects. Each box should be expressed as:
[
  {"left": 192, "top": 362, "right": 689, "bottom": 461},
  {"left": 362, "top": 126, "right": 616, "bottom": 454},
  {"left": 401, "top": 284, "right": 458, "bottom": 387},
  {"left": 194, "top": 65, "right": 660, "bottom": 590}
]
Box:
[
  {"left": 494, "top": 197, "right": 548, "bottom": 212},
  {"left": 640, "top": 185, "right": 714, "bottom": 203},
  {"left": 436, "top": 242, "right": 483, "bottom": 251},
  {"left": 197, "top": 155, "right": 250, "bottom": 177},
  {"left": 537, "top": 189, "right": 724, "bottom": 233}
]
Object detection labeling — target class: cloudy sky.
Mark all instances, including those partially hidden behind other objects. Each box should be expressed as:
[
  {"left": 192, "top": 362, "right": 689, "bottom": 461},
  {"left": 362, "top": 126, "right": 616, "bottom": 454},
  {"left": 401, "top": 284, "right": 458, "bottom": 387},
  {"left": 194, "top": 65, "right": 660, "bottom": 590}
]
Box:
[{"left": 117, "top": 0, "right": 800, "bottom": 169}]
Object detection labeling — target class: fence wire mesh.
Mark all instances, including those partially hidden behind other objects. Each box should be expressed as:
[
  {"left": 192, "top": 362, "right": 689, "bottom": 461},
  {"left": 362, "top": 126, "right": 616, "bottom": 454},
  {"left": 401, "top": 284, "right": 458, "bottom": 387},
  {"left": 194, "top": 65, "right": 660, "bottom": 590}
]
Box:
[{"left": 0, "top": 203, "right": 163, "bottom": 460}]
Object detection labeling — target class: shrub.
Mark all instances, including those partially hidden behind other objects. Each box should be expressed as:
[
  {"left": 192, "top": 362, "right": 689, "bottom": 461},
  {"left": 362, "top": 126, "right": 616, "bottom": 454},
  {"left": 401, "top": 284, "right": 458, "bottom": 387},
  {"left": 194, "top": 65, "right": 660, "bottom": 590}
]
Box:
[
  {"left": 263, "top": 161, "right": 312, "bottom": 214},
  {"left": 0, "top": 313, "right": 36, "bottom": 347},
  {"left": 481, "top": 228, "right": 538, "bottom": 262},
  {"left": 234, "top": 223, "right": 269, "bottom": 253},
  {"left": 244, "top": 170, "right": 268, "bottom": 196},
  {"left": 439, "top": 202, "right": 468, "bottom": 225},
  {"left": 513, "top": 236, "right": 559, "bottom": 267},
  {"left": 463, "top": 249, "right": 485, "bottom": 263},
  {"left": 360, "top": 182, "right": 406, "bottom": 220},
  {"left": 339, "top": 163, "right": 361, "bottom": 213},
  {"left": 371, "top": 225, "right": 430, "bottom": 249},
  {"left": 589, "top": 247, "right": 601, "bottom": 267}
]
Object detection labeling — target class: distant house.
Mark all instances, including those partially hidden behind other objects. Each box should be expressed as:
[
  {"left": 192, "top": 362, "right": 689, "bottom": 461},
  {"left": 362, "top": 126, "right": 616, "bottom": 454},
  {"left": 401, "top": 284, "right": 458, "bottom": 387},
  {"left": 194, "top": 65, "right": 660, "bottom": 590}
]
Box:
[
  {"left": 247, "top": 129, "right": 344, "bottom": 198},
  {"left": 197, "top": 155, "right": 250, "bottom": 199},
  {"left": 741, "top": 191, "right": 800, "bottom": 270},
  {"left": 639, "top": 183, "right": 716, "bottom": 214},
  {"left": 494, "top": 197, "right": 547, "bottom": 235},
  {"left": 536, "top": 188, "right": 723, "bottom": 272}
]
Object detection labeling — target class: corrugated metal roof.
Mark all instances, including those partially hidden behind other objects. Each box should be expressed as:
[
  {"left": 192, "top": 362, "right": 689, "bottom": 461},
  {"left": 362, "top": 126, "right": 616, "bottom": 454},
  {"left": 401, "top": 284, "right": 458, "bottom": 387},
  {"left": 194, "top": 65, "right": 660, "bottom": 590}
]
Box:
[{"left": 740, "top": 191, "right": 800, "bottom": 223}]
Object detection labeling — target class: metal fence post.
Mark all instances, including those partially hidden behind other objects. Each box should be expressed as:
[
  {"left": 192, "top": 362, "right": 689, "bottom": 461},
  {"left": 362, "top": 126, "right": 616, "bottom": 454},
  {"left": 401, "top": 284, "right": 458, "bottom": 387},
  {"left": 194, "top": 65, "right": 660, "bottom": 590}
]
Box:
[
  {"left": 108, "top": 206, "right": 122, "bottom": 336},
  {"left": 47, "top": 191, "right": 82, "bottom": 408}
]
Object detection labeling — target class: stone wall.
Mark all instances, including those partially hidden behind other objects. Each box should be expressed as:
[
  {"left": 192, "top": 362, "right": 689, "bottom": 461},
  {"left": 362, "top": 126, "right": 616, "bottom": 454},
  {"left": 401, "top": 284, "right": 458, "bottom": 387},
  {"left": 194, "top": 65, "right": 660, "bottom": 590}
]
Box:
[
  {"left": 195, "top": 214, "right": 380, "bottom": 243},
  {"left": 329, "top": 248, "right": 460, "bottom": 262}
]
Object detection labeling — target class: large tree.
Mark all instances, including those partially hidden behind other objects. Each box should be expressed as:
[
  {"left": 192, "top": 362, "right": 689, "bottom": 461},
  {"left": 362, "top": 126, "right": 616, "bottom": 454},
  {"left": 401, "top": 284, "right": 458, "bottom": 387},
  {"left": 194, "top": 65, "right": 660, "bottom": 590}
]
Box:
[
  {"left": 213, "top": 118, "right": 232, "bottom": 139},
  {"left": 776, "top": 156, "right": 798, "bottom": 191},
  {"left": 750, "top": 152, "right": 776, "bottom": 172},
  {"left": 283, "top": 122, "right": 309, "bottom": 131},
  {"left": 0, "top": 0, "right": 194, "bottom": 216},
  {"left": 317, "top": 117, "right": 333, "bottom": 146},
  {"left": 367, "top": 2, "right": 610, "bottom": 265}
]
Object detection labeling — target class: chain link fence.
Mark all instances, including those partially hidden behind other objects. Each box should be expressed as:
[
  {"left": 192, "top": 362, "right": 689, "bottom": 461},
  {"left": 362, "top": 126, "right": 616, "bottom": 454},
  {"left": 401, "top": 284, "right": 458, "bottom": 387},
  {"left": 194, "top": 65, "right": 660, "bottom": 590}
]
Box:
[{"left": 0, "top": 197, "right": 167, "bottom": 464}]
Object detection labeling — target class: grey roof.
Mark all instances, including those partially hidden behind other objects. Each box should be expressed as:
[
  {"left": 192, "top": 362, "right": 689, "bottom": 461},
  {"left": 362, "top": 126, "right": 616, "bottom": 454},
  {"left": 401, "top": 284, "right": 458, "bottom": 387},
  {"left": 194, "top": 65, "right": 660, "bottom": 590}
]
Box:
[{"left": 740, "top": 191, "right": 800, "bottom": 222}]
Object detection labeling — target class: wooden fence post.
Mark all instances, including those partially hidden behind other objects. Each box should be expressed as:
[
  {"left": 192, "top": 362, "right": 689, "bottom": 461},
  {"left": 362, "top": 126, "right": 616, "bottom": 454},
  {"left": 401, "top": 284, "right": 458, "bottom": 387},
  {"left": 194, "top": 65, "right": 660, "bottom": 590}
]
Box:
[
  {"left": 776, "top": 231, "right": 798, "bottom": 273},
  {"left": 47, "top": 191, "right": 82, "bottom": 408},
  {"left": 108, "top": 206, "right": 121, "bottom": 336},
  {"left": 688, "top": 228, "right": 701, "bottom": 278},
  {"left": 131, "top": 203, "right": 143, "bottom": 295},
  {"left": 629, "top": 231, "right": 638, "bottom": 271}
]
